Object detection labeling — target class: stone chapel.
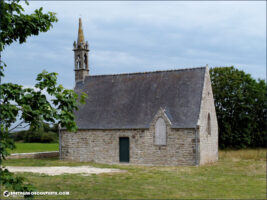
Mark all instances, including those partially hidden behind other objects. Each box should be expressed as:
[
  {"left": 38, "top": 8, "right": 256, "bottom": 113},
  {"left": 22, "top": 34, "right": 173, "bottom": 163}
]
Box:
[{"left": 59, "top": 18, "right": 218, "bottom": 166}]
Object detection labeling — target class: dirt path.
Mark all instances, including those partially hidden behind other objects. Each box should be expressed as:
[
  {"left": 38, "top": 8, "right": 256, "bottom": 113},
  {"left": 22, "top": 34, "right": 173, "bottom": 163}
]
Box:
[{"left": 6, "top": 166, "right": 126, "bottom": 176}]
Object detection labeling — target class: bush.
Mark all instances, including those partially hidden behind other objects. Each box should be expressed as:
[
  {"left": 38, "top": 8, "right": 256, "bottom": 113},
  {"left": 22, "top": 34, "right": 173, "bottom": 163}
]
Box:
[
  {"left": 26, "top": 131, "right": 58, "bottom": 143},
  {"left": 24, "top": 130, "right": 42, "bottom": 143},
  {"left": 10, "top": 130, "right": 26, "bottom": 142},
  {"left": 41, "top": 131, "right": 58, "bottom": 143},
  {"left": 10, "top": 124, "right": 58, "bottom": 143}
]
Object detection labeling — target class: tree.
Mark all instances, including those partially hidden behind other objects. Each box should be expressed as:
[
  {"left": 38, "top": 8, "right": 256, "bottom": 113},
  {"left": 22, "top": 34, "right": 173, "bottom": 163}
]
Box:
[
  {"left": 210, "top": 66, "right": 266, "bottom": 149},
  {"left": 0, "top": 0, "right": 86, "bottom": 198}
]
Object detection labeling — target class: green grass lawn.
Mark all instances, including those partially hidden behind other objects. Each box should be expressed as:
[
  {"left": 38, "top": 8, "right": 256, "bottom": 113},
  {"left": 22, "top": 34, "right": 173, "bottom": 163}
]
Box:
[
  {"left": 2, "top": 149, "right": 266, "bottom": 199},
  {"left": 9, "top": 143, "right": 59, "bottom": 153}
]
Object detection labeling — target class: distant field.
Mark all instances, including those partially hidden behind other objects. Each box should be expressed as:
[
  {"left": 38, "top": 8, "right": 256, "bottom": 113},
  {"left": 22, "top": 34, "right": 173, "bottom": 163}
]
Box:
[
  {"left": 9, "top": 143, "right": 59, "bottom": 153},
  {"left": 3, "top": 149, "right": 266, "bottom": 199}
]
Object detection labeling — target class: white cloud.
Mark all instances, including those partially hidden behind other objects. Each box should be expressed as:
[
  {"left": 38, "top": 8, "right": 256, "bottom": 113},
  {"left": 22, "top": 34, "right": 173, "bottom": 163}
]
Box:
[
  {"left": 4, "top": 1, "right": 265, "bottom": 84},
  {"left": 23, "top": 1, "right": 265, "bottom": 34}
]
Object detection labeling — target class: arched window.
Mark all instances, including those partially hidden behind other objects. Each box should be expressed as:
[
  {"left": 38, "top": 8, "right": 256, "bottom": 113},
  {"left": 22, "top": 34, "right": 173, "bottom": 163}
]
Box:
[
  {"left": 155, "top": 118, "right": 166, "bottom": 145},
  {"left": 84, "top": 54, "right": 87, "bottom": 68},
  {"left": 207, "top": 113, "right": 211, "bottom": 136},
  {"left": 77, "top": 55, "right": 81, "bottom": 69}
]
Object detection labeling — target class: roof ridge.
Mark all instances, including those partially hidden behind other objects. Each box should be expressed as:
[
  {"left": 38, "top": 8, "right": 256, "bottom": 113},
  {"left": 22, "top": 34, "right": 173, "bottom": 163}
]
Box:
[{"left": 85, "top": 66, "right": 206, "bottom": 78}]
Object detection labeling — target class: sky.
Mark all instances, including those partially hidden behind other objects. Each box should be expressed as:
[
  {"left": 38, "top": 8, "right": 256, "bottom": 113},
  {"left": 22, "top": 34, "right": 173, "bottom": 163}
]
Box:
[{"left": 2, "top": 1, "right": 266, "bottom": 89}]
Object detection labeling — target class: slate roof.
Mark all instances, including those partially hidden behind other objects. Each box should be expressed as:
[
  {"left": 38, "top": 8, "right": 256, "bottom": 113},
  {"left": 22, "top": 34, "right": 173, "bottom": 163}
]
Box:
[{"left": 74, "top": 67, "right": 206, "bottom": 129}]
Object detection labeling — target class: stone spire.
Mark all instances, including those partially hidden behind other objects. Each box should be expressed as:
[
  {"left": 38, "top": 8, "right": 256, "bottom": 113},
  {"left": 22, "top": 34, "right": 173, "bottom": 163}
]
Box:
[
  {"left": 77, "top": 18, "right": 84, "bottom": 44},
  {"left": 73, "top": 18, "right": 89, "bottom": 83}
]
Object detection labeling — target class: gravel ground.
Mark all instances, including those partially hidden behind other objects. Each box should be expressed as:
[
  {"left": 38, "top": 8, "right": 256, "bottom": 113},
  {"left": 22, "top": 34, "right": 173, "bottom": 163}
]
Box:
[{"left": 6, "top": 166, "right": 126, "bottom": 176}]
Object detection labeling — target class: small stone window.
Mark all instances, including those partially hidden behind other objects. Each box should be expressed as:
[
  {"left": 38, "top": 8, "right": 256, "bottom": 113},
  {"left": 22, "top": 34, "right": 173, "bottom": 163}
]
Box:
[
  {"left": 155, "top": 118, "right": 166, "bottom": 145},
  {"left": 207, "top": 113, "right": 211, "bottom": 136}
]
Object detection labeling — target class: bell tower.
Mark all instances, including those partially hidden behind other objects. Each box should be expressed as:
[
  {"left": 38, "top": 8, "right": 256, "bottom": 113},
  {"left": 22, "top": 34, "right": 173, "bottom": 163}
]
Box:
[{"left": 73, "top": 18, "right": 89, "bottom": 82}]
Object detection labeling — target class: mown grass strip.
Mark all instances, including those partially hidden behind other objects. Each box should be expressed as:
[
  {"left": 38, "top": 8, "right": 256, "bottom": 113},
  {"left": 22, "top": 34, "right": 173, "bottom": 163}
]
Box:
[{"left": 9, "top": 143, "right": 59, "bottom": 153}]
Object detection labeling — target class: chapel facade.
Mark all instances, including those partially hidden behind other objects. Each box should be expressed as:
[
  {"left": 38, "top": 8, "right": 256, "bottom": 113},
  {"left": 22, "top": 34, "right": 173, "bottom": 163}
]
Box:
[{"left": 59, "top": 18, "right": 218, "bottom": 166}]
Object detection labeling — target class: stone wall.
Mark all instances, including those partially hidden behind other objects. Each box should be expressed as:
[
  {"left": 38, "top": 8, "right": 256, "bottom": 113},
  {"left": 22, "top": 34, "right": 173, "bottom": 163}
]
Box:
[
  {"left": 197, "top": 67, "right": 218, "bottom": 165},
  {"left": 7, "top": 151, "right": 59, "bottom": 159},
  {"left": 75, "top": 69, "right": 88, "bottom": 82},
  {"left": 60, "top": 126, "right": 197, "bottom": 166}
]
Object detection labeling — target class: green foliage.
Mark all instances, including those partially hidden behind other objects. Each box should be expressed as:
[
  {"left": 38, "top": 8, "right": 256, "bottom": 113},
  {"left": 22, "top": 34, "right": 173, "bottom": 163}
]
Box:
[
  {"left": 0, "top": 72, "right": 87, "bottom": 196},
  {"left": 11, "top": 123, "right": 58, "bottom": 143},
  {"left": 1, "top": 168, "right": 34, "bottom": 199},
  {"left": 210, "top": 66, "right": 266, "bottom": 149},
  {"left": 0, "top": 70, "right": 86, "bottom": 132},
  {"left": 11, "top": 130, "right": 27, "bottom": 142},
  {"left": 40, "top": 131, "right": 57, "bottom": 143},
  {"left": 0, "top": 0, "right": 58, "bottom": 52},
  {"left": 24, "top": 130, "right": 56, "bottom": 143},
  {"left": 0, "top": 0, "right": 86, "bottom": 197}
]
